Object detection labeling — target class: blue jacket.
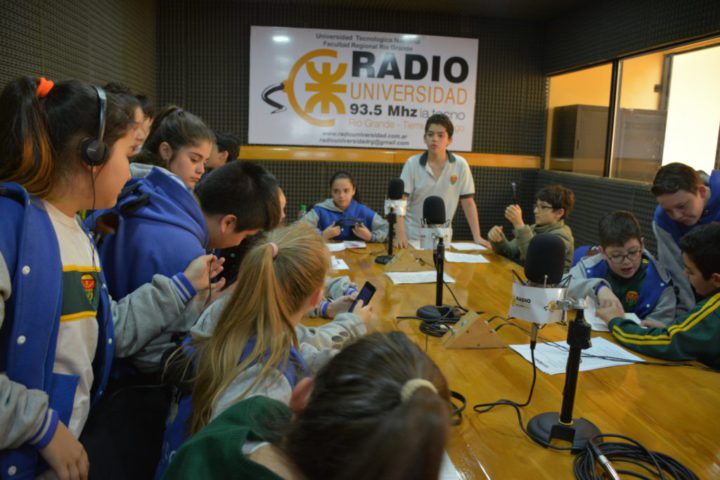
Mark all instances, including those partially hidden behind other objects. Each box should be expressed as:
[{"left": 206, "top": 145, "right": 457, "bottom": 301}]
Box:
[
  {"left": 154, "top": 338, "right": 309, "bottom": 479},
  {"left": 0, "top": 183, "right": 114, "bottom": 479},
  {"left": 88, "top": 167, "right": 208, "bottom": 300},
  {"left": 313, "top": 199, "right": 378, "bottom": 241},
  {"left": 653, "top": 170, "right": 720, "bottom": 244},
  {"left": 653, "top": 170, "right": 720, "bottom": 313},
  {"left": 582, "top": 254, "right": 670, "bottom": 319}
]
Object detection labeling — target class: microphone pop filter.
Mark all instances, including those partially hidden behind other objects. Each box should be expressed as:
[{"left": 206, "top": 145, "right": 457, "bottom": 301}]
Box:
[
  {"left": 388, "top": 178, "right": 404, "bottom": 200},
  {"left": 423, "top": 196, "right": 446, "bottom": 225},
  {"left": 524, "top": 234, "right": 565, "bottom": 285}
]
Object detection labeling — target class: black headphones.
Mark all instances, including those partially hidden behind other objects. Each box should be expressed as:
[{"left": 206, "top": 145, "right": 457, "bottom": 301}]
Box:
[{"left": 80, "top": 85, "right": 108, "bottom": 167}]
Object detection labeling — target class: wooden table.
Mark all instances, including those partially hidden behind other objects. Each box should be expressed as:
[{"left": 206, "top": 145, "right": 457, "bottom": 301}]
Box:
[{"left": 324, "top": 245, "right": 720, "bottom": 479}]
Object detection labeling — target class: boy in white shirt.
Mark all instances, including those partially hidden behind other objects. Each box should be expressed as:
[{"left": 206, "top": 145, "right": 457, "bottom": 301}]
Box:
[{"left": 395, "top": 114, "right": 490, "bottom": 248}]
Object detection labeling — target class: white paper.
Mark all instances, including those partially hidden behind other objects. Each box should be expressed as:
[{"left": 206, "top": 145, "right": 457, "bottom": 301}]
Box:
[
  {"left": 385, "top": 271, "right": 456, "bottom": 285},
  {"left": 584, "top": 296, "right": 644, "bottom": 332},
  {"left": 344, "top": 240, "right": 367, "bottom": 249},
  {"left": 445, "top": 252, "right": 489, "bottom": 263},
  {"left": 325, "top": 243, "right": 345, "bottom": 252},
  {"left": 510, "top": 337, "right": 644, "bottom": 375},
  {"left": 409, "top": 240, "right": 421, "bottom": 250},
  {"left": 331, "top": 256, "right": 349, "bottom": 271},
  {"left": 450, "top": 242, "right": 487, "bottom": 252},
  {"left": 439, "top": 451, "right": 462, "bottom": 480}
]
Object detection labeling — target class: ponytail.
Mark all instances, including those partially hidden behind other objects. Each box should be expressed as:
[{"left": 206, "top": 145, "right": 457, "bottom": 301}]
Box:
[
  {"left": 190, "top": 222, "right": 329, "bottom": 433},
  {"left": 0, "top": 77, "right": 54, "bottom": 196},
  {"left": 283, "top": 331, "right": 451, "bottom": 480}
]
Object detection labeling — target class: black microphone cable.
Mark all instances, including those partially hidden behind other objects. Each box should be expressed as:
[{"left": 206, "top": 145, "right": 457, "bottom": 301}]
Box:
[{"left": 574, "top": 434, "right": 698, "bottom": 480}]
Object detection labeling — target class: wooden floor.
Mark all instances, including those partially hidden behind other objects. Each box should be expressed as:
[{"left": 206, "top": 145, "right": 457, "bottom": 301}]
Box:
[{"left": 320, "top": 245, "right": 720, "bottom": 479}]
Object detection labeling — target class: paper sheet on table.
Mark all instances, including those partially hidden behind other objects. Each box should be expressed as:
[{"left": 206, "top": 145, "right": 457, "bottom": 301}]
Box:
[
  {"left": 325, "top": 243, "right": 345, "bottom": 252},
  {"left": 331, "top": 256, "right": 349, "bottom": 270},
  {"left": 584, "top": 296, "right": 643, "bottom": 332},
  {"left": 385, "top": 271, "right": 456, "bottom": 285},
  {"left": 409, "top": 240, "right": 421, "bottom": 250},
  {"left": 439, "top": 451, "right": 462, "bottom": 480},
  {"left": 445, "top": 252, "right": 490, "bottom": 263},
  {"left": 450, "top": 242, "right": 487, "bottom": 251},
  {"left": 344, "top": 240, "right": 366, "bottom": 249},
  {"left": 510, "top": 337, "right": 644, "bottom": 375}
]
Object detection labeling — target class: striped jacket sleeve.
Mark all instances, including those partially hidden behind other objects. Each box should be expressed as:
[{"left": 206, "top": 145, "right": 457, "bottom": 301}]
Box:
[{"left": 608, "top": 291, "right": 720, "bottom": 363}]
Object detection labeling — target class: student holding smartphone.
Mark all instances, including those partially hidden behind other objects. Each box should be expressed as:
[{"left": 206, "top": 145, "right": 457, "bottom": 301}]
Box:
[{"left": 302, "top": 171, "right": 388, "bottom": 242}]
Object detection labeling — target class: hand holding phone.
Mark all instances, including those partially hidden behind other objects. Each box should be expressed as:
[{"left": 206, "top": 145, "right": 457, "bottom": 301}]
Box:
[{"left": 350, "top": 281, "right": 376, "bottom": 312}]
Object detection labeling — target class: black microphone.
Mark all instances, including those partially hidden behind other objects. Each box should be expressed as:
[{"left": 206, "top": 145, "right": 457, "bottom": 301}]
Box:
[
  {"left": 524, "top": 236, "right": 601, "bottom": 452},
  {"left": 423, "top": 195, "right": 446, "bottom": 226},
  {"left": 388, "top": 177, "right": 404, "bottom": 200},
  {"left": 524, "top": 234, "right": 565, "bottom": 287},
  {"left": 416, "top": 196, "right": 458, "bottom": 322},
  {"left": 376, "top": 178, "right": 406, "bottom": 265}
]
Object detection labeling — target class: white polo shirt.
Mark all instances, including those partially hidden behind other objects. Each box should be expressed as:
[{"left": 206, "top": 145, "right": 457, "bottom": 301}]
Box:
[{"left": 400, "top": 151, "right": 475, "bottom": 241}]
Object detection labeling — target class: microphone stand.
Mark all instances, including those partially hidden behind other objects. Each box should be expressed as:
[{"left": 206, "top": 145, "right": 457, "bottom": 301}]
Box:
[
  {"left": 375, "top": 207, "right": 395, "bottom": 265},
  {"left": 526, "top": 309, "right": 600, "bottom": 452},
  {"left": 417, "top": 236, "right": 458, "bottom": 321}
]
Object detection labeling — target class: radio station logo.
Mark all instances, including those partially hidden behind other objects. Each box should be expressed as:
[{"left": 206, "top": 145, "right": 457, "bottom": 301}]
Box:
[
  {"left": 262, "top": 49, "right": 347, "bottom": 127},
  {"left": 260, "top": 47, "right": 470, "bottom": 127}
]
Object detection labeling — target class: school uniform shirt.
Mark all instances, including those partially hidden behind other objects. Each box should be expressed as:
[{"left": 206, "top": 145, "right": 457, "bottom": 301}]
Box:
[
  {"left": 400, "top": 151, "right": 475, "bottom": 242},
  {"left": 44, "top": 201, "right": 101, "bottom": 437}
]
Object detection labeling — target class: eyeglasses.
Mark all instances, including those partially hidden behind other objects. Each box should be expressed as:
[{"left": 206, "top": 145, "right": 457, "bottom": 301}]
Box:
[
  {"left": 533, "top": 203, "right": 554, "bottom": 211},
  {"left": 607, "top": 249, "right": 642, "bottom": 265}
]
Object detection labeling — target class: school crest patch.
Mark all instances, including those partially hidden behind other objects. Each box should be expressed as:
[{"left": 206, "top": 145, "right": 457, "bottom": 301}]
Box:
[
  {"left": 450, "top": 175, "right": 458, "bottom": 185},
  {"left": 81, "top": 273, "right": 96, "bottom": 302},
  {"left": 625, "top": 290, "right": 639, "bottom": 309}
]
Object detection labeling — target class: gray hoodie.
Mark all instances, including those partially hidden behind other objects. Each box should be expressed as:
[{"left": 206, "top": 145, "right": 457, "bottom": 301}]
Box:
[{"left": 190, "top": 296, "right": 366, "bottom": 422}]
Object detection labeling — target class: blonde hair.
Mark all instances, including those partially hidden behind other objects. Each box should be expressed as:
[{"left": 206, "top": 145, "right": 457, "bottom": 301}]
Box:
[{"left": 190, "top": 222, "right": 330, "bottom": 433}]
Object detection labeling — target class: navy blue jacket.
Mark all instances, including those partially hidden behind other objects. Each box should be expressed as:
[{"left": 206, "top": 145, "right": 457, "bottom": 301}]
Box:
[
  {"left": 89, "top": 168, "right": 208, "bottom": 300},
  {"left": 313, "top": 199, "right": 378, "bottom": 241}
]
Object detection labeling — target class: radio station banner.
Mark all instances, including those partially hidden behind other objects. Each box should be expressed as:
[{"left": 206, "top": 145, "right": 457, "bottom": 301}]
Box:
[{"left": 248, "top": 26, "right": 478, "bottom": 151}]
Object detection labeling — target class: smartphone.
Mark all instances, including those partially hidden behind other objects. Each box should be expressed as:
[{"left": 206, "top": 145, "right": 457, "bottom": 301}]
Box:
[{"left": 349, "top": 281, "right": 376, "bottom": 312}]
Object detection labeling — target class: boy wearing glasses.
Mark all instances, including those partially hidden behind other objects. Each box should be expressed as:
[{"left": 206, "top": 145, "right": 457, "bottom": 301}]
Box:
[
  {"left": 597, "top": 222, "right": 720, "bottom": 369},
  {"left": 652, "top": 162, "right": 720, "bottom": 313},
  {"left": 488, "top": 184, "right": 575, "bottom": 270},
  {"left": 567, "top": 211, "right": 675, "bottom": 325}
]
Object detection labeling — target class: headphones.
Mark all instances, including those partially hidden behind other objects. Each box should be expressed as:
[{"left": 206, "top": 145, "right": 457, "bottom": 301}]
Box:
[{"left": 80, "top": 85, "right": 108, "bottom": 167}]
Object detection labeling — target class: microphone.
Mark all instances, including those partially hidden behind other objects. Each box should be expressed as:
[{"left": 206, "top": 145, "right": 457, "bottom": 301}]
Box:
[
  {"left": 376, "top": 179, "right": 406, "bottom": 265},
  {"left": 509, "top": 234, "right": 568, "bottom": 348},
  {"left": 416, "top": 196, "right": 459, "bottom": 322},
  {"left": 419, "top": 195, "right": 451, "bottom": 250},
  {"left": 511, "top": 181, "right": 518, "bottom": 204},
  {"left": 518, "top": 236, "right": 601, "bottom": 452}
]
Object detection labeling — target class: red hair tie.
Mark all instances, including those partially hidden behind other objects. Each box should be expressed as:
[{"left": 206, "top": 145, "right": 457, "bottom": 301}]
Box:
[{"left": 36, "top": 77, "right": 55, "bottom": 98}]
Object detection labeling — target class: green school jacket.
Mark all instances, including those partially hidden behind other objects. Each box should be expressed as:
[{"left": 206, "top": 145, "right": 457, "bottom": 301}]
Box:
[{"left": 608, "top": 291, "right": 720, "bottom": 369}]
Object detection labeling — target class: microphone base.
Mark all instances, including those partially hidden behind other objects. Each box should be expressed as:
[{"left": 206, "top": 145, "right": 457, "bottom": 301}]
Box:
[
  {"left": 526, "top": 412, "right": 600, "bottom": 452},
  {"left": 375, "top": 255, "right": 394, "bottom": 265},
  {"left": 416, "top": 305, "right": 462, "bottom": 323}
]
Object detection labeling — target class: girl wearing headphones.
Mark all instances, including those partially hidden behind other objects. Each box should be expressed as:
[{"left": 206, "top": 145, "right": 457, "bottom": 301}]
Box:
[{"left": 0, "top": 77, "right": 222, "bottom": 479}]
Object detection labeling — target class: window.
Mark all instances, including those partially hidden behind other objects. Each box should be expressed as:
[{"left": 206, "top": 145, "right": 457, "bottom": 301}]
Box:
[
  {"left": 547, "top": 37, "right": 720, "bottom": 181},
  {"left": 546, "top": 64, "right": 612, "bottom": 176}
]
